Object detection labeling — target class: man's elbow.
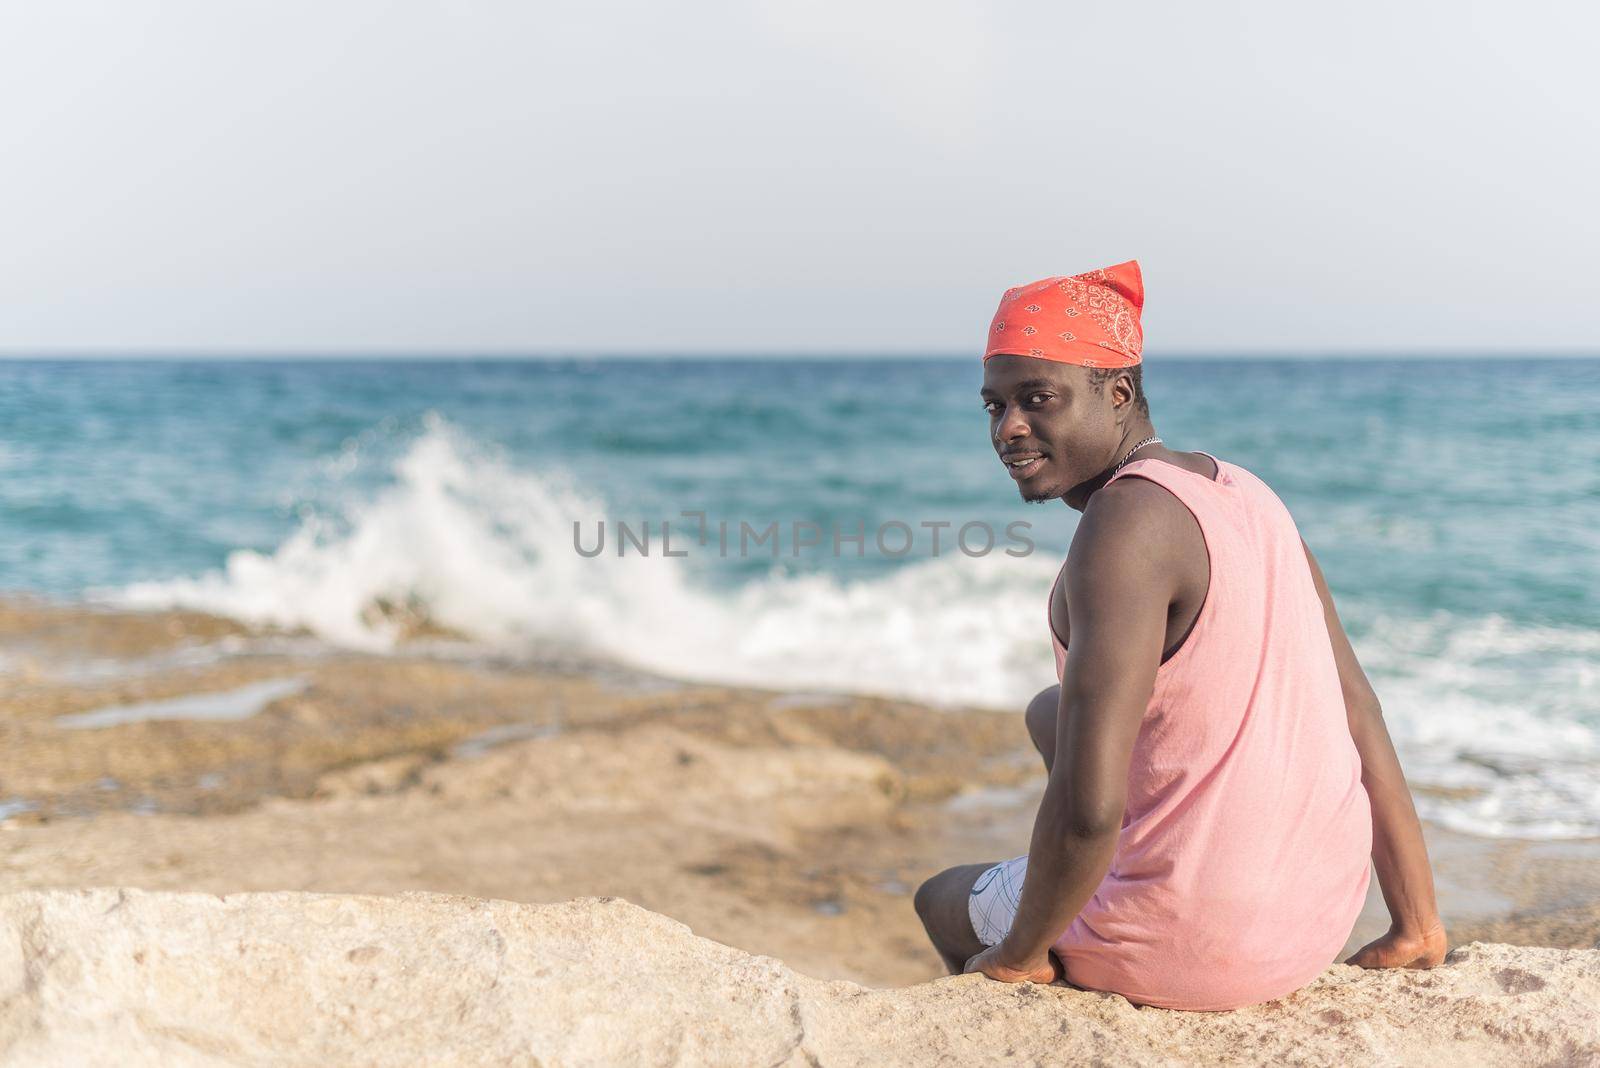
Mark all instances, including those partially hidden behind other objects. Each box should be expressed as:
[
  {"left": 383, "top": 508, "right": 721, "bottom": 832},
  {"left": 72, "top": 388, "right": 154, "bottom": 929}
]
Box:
[
  {"left": 1070, "top": 814, "right": 1122, "bottom": 840},
  {"left": 1049, "top": 798, "right": 1123, "bottom": 840},
  {"left": 1345, "top": 691, "right": 1388, "bottom": 734}
]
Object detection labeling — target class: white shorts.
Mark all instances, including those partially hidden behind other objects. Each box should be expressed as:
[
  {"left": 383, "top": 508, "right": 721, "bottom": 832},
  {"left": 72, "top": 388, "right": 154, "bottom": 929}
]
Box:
[{"left": 967, "top": 853, "right": 1029, "bottom": 947}]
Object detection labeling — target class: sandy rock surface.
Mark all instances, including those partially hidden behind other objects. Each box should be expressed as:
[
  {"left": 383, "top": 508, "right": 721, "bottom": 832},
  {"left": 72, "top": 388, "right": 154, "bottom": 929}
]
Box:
[{"left": 2, "top": 889, "right": 1596, "bottom": 1067}]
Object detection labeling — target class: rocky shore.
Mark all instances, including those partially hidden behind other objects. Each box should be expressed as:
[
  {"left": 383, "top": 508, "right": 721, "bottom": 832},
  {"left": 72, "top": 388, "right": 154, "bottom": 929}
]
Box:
[{"left": 3, "top": 888, "right": 1597, "bottom": 1066}]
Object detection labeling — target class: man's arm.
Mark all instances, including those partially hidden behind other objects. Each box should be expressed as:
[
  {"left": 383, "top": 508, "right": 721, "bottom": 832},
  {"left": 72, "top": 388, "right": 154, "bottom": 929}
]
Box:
[
  {"left": 977, "top": 483, "right": 1172, "bottom": 975},
  {"left": 1301, "top": 538, "right": 1448, "bottom": 969}
]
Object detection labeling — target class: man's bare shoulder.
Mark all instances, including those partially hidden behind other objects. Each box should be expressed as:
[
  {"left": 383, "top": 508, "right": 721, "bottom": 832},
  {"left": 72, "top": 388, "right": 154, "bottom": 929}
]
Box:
[
  {"left": 1072, "top": 477, "right": 1196, "bottom": 556},
  {"left": 1065, "top": 478, "right": 1196, "bottom": 598}
]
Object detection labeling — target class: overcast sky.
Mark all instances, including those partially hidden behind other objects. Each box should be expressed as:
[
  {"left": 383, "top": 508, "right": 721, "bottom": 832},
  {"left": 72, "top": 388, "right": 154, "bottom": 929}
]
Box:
[{"left": 1, "top": 1, "right": 1596, "bottom": 356}]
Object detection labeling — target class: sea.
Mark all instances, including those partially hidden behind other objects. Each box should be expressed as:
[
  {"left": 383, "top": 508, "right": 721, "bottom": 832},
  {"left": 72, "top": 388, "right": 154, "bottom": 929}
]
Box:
[{"left": 2, "top": 356, "right": 1597, "bottom": 839}]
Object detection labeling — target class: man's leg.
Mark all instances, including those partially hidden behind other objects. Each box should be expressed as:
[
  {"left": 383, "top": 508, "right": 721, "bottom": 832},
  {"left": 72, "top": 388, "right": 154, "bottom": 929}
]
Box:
[
  {"left": 915, "top": 685, "right": 1063, "bottom": 975},
  {"left": 1025, "top": 684, "right": 1060, "bottom": 774},
  {"left": 913, "top": 861, "right": 998, "bottom": 974}
]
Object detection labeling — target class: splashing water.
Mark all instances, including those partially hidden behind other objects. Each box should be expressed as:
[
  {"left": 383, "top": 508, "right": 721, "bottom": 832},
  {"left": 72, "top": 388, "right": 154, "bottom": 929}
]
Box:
[{"left": 116, "top": 417, "right": 1063, "bottom": 708}]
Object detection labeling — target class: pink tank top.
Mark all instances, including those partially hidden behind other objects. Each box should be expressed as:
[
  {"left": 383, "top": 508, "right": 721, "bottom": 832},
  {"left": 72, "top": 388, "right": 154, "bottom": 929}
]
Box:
[{"left": 1047, "top": 451, "right": 1372, "bottom": 1011}]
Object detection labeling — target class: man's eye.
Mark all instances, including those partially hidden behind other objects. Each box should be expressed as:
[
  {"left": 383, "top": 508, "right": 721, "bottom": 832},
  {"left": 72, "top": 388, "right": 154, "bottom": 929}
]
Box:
[
  {"left": 982, "top": 401, "right": 1000, "bottom": 414},
  {"left": 1028, "top": 393, "right": 1049, "bottom": 404}
]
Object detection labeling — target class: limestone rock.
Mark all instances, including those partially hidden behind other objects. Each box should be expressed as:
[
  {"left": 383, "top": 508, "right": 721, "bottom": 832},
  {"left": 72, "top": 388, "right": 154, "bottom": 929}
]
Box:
[{"left": 1, "top": 889, "right": 1596, "bottom": 1067}]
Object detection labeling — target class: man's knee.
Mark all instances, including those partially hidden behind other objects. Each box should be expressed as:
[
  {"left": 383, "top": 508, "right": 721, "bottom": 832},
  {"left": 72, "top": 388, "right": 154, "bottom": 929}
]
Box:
[
  {"left": 913, "top": 876, "right": 939, "bottom": 923},
  {"left": 915, "top": 864, "right": 979, "bottom": 927},
  {"left": 1025, "top": 684, "right": 1060, "bottom": 753},
  {"left": 914, "top": 863, "right": 993, "bottom": 971}
]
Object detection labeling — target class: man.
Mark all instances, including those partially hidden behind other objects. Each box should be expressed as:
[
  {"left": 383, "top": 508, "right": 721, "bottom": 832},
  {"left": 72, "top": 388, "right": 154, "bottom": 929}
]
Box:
[{"left": 913, "top": 261, "right": 1448, "bottom": 1011}]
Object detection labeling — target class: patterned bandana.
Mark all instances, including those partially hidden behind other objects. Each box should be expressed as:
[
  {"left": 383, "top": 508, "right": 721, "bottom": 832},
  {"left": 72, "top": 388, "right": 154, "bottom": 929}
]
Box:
[{"left": 983, "top": 260, "right": 1144, "bottom": 367}]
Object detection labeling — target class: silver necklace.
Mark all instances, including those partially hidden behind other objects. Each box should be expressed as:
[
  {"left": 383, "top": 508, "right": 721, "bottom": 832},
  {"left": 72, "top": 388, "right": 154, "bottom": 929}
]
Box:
[{"left": 1111, "top": 435, "right": 1163, "bottom": 476}]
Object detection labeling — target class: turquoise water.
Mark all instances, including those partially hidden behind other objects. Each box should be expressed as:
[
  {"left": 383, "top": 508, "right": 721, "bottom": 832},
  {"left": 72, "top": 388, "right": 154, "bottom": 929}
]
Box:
[{"left": 2, "top": 357, "right": 1597, "bottom": 837}]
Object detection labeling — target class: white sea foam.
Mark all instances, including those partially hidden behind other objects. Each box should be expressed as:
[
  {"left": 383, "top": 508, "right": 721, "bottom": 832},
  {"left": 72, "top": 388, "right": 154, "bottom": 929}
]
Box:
[
  {"left": 114, "top": 417, "right": 1063, "bottom": 709},
  {"left": 1345, "top": 607, "right": 1600, "bottom": 838},
  {"left": 112, "top": 417, "right": 1600, "bottom": 839}
]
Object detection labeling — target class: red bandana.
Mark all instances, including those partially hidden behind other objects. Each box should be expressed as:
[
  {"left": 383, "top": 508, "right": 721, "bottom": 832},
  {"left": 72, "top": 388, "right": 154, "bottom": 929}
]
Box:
[{"left": 983, "top": 260, "right": 1144, "bottom": 367}]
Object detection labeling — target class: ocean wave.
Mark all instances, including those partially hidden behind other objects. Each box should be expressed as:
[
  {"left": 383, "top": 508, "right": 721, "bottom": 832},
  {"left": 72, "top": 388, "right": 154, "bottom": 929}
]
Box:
[
  {"left": 1348, "top": 607, "right": 1600, "bottom": 838},
  {"left": 113, "top": 416, "right": 1063, "bottom": 709}
]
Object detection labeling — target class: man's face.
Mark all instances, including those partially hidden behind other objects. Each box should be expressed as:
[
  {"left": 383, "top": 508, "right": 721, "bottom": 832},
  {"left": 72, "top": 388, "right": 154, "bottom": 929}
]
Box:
[{"left": 980, "top": 354, "right": 1118, "bottom": 504}]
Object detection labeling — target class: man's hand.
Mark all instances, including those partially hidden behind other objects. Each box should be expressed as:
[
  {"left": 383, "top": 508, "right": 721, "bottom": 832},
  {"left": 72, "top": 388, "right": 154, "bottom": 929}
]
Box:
[
  {"left": 1345, "top": 921, "right": 1448, "bottom": 970},
  {"left": 963, "top": 941, "right": 1060, "bottom": 984}
]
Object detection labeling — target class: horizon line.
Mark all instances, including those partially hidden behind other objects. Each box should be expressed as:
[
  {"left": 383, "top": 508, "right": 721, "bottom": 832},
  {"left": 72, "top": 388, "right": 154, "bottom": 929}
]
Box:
[{"left": 2, "top": 349, "right": 1598, "bottom": 362}]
